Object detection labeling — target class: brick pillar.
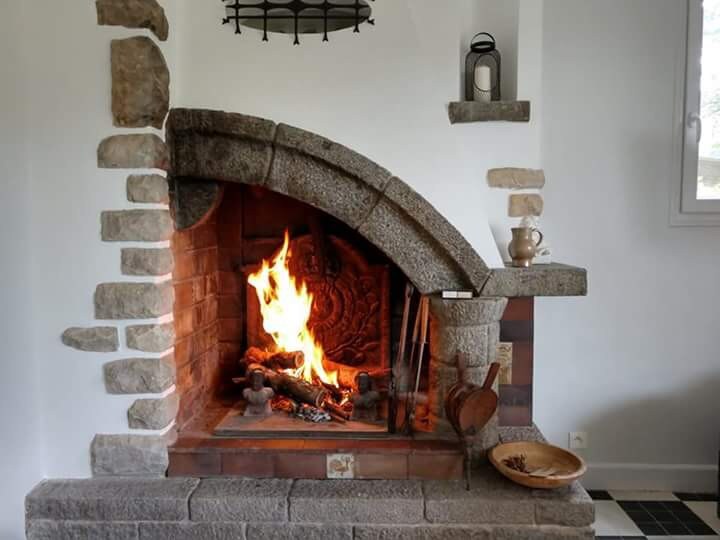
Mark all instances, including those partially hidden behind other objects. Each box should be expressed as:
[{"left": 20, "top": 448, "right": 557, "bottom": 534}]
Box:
[{"left": 427, "top": 296, "right": 508, "bottom": 463}]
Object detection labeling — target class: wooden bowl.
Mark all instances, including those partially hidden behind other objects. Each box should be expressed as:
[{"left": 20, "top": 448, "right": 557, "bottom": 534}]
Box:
[{"left": 489, "top": 441, "right": 587, "bottom": 489}]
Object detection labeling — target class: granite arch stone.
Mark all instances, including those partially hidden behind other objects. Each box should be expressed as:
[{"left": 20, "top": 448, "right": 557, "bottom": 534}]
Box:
[{"left": 166, "top": 108, "right": 490, "bottom": 294}]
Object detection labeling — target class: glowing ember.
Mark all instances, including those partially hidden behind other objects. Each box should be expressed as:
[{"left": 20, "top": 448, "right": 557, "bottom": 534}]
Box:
[{"left": 248, "top": 230, "right": 338, "bottom": 387}]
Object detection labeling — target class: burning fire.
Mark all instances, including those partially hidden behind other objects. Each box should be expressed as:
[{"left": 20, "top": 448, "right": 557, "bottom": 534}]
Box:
[{"left": 248, "top": 231, "right": 339, "bottom": 387}]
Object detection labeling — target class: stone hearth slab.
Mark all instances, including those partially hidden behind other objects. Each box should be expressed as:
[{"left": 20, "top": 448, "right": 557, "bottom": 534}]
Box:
[
  {"left": 25, "top": 478, "right": 199, "bottom": 522},
  {"left": 26, "top": 467, "right": 594, "bottom": 539}
]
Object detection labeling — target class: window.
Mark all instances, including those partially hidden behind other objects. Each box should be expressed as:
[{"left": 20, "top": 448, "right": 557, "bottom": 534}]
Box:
[{"left": 673, "top": 0, "right": 720, "bottom": 225}]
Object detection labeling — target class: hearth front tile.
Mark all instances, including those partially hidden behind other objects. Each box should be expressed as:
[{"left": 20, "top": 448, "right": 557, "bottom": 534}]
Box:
[
  {"left": 274, "top": 453, "right": 326, "bottom": 479},
  {"left": 222, "top": 453, "right": 274, "bottom": 477},
  {"left": 167, "top": 451, "right": 221, "bottom": 477},
  {"left": 355, "top": 453, "right": 409, "bottom": 479}
]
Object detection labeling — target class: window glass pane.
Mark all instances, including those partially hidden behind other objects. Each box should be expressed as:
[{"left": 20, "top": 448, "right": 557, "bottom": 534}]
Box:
[{"left": 699, "top": 0, "right": 720, "bottom": 199}]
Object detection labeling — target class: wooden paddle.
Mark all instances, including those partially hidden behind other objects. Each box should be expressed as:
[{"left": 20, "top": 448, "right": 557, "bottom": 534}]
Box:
[{"left": 457, "top": 362, "right": 500, "bottom": 437}]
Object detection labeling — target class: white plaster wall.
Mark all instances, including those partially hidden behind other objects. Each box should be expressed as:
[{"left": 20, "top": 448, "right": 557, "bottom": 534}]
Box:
[
  {"left": 536, "top": 0, "right": 720, "bottom": 491},
  {"left": 0, "top": 4, "right": 43, "bottom": 537}
]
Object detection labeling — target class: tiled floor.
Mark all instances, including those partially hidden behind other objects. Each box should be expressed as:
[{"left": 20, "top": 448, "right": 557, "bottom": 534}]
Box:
[{"left": 591, "top": 490, "right": 719, "bottom": 539}]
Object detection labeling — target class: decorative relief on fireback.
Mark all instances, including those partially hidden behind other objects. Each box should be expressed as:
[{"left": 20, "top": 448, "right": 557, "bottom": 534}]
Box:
[{"left": 247, "top": 235, "right": 390, "bottom": 371}]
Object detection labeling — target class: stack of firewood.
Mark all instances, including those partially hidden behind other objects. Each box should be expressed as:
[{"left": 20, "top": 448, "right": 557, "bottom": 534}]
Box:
[{"left": 235, "top": 347, "right": 389, "bottom": 424}]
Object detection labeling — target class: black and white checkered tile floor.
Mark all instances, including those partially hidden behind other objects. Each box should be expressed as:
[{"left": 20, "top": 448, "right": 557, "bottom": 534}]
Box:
[{"left": 591, "top": 490, "right": 719, "bottom": 539}]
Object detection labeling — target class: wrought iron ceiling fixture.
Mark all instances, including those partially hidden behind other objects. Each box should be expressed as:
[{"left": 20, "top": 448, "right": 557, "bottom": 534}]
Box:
[{"left": 222, "top": 0, "right": 375, "bottom": 45}]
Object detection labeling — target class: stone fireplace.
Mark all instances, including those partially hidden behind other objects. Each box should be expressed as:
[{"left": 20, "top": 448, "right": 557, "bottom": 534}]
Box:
[
  {"left": 163, "top": 108, "right": 511, "bottom": 479},
  {"left": 28, "top": 4, "right": 594, "bottom": 537}
]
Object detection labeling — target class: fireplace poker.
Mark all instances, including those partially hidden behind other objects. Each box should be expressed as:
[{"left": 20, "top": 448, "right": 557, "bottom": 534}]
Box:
[
  {"left": 389, "top": 282, "right": 414, "bottom": 433},
  {"left": 404, "top": 296, "right": 430, "bottom": 435}
]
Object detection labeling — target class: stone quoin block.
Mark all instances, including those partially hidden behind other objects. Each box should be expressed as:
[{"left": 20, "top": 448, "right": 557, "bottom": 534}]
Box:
[
  {"left": 91, "top": 434, "right": 169, "bottom": 477},
  {"left": 127, "top": 393, "right": 179, "bottom": 430},
  {"left": 26, "top": 520, "right": 138, "bottom": 540},
  {"left": 139, "top": 522, "right": 247, "bottom": 540},
  {"left": 111, "top": 36, "right": 170, "bottom": 129},
  {"left": 25, "top": 478, "right": 199, "bottom": 521},
  {"left": 190, "top": 478, "right": 292, "bottom": 522},
  {"left": 126, "top": 174, "right": 169, "bottom": 203},
  {"left": 94, "top": 281, "right": 174, "bottom": 319},
  {"left": 97, "top": 134, "right": 170, "bottom": 170},
  {"left": 289, "top": 480, "right": 424, "bottom": 524},
  {"left": 96, "top": 0, "right": 169, "bottom": 41},
  {"left": 508, "top": 193, "right": 544, "bottom": 217},
  {"left": 101, "top": 209, "right": 173, "bottom": 242},
  {"left": 121, "top": 248, "right": 174, "bottom": 276},
  {"left": 126, "top": 322, "right": 175, "bottom": 352},
  {"left": 487, "top": 168, "right": 546, "bottom": 190},
  {"left": 61, "top": 327, "right": 119, "bottom": 352},
  {"left": 103, "top": 356, "right": 175, "bottom": 394}
]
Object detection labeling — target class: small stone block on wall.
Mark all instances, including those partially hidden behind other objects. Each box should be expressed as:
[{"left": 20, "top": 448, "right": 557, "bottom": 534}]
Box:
[
  {"left": 91, "top": 434, "right": 169, "bottom": 477},
  {"left": 126, "top": 322, "right": 175, "bottom": 352},
  {"left": 101, "top": 210, "right": 173, "bottom": 242},
  {"left": 127, "top": 174, "right": 169, "bottom": 203},
  {"left": 122, "top": 248, "right": 174, "bottom": 276},
  {"left": 127, "top": 393, "right": 179, "bottom": 430},
  {"left": 95, "top": 282, "right": 174, "bottom": 319},
  {"left": 487, "top": 168, "right": 546, "bottom": 190},
  {"left": 111, "top": 36, "right": 170, "bottom": 129},
  {"left": 508, "top": 194, "right": 544, "bottom": 217},
  {"left": 97, "top": 134, "right": 169, "bottom": 170},
  {"left": 61, "top": 327, "right": 119, "bottom": 352},
  {"left": 96, "top": 0, "right": 169, "bottom": 41}
]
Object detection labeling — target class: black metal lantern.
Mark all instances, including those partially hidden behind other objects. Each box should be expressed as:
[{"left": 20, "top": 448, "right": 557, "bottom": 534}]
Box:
[{"left": 465, "top": 33, "right": 501, "bottom": 102}]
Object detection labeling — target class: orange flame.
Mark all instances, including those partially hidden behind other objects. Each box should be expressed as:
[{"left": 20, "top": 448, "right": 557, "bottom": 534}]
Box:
[{"left": 248, "top": 231, "right": 338, "bottom": 387}]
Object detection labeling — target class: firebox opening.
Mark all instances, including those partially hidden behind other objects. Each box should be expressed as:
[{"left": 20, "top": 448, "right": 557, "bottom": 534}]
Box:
[{"left": 172, "top": 182, "right": 432, "bottom": 439}]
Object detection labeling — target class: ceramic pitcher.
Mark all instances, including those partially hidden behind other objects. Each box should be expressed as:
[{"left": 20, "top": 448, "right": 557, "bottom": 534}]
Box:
[{"left": 508, "top": 227, "right": 544, "bottom": 268}]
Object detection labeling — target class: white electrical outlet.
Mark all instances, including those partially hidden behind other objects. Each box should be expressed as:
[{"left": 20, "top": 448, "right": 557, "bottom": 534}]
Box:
[{"left": 569, "top": 432, "right": 588, "bottom": 450}]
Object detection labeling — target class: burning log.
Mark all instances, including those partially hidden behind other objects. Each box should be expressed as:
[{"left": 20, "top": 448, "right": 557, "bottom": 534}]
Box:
[
  {"left": 242, "top": 347, "right": 304, "bottom": 371},
  {"left": 323, "top": 359, "right": 391, "bottom": 389},
  {"left": 248, "top": 363, "right": 328, "bottom": 408},
  {"left": 323, "top": 400, "right": 351, "bottom": 420}
]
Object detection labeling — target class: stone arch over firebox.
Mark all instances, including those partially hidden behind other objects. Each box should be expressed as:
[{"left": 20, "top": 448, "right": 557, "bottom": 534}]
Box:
[{"left": 166, "top": 108, "right": 490, "bottom": 295}]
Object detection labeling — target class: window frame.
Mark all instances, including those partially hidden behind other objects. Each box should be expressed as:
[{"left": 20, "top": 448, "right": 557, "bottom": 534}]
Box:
[{"left": 671, "top": 0, "right": 720, "bottom": 226}]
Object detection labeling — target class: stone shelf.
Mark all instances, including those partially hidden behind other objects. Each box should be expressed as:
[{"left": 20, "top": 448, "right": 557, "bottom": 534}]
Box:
[
  {"left": 481, "top": 263, "right": 587, "bottom": 298},
  {"left": 448, "top": 101, "right": 531, "bottom": 124}
]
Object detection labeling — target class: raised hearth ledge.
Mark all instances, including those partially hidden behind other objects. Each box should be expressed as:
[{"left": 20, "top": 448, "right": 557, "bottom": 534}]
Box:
[
  {"left": 26, "top": 428, "right": 594, "bottom": 540},
  {"left": 481, "top": 263, "right": 587, "bottom": 298}
]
